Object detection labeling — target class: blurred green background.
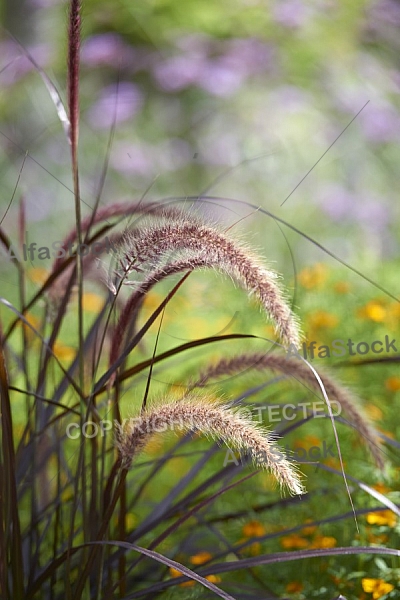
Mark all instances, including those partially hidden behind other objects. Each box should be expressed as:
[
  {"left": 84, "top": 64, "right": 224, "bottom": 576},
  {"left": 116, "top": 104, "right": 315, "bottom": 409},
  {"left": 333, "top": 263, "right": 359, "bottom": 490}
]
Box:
[
  {"left": 1, "top": 0, "right": 399, "bottom": 280},
  {"left": 1, "top": 3, "right": 400, "bottom": 597}
]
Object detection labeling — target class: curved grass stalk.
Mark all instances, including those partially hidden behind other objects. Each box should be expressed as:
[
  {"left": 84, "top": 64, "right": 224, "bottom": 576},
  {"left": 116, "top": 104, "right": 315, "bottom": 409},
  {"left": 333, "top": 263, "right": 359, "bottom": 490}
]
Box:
[
  {"left": 120, "top": 218, "right": 301, "bottom": 347},
  {"left": 192, "top": 351, "right": 385, "bottom": 469},
  {"left": 116, "top": 393, "right": 305, "bottom": 496}
]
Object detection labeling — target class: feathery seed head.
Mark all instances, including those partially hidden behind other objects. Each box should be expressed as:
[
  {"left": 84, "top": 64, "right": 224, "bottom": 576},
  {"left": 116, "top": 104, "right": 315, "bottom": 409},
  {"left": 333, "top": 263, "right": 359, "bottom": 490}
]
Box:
[
  {"left": 193, "top": 352, "right": 385, "bottom": 470},
  {"left": 119, "top": 217, "right": 301, "bottom": 347},
  {"left": 116, "top": 393, "right": 304, "bottom": 496}
]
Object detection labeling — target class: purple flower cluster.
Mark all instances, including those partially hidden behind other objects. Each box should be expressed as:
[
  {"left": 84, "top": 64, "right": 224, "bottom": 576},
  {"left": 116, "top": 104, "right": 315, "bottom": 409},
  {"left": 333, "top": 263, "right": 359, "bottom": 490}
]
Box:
[
  {"left": 80, "top": 32, "right": 275, "bottom": 98},
  {"left": 87, "top": 82, "right": 143, "bottom": 130},
  {"left": 152, "top": 36, "right": 275, "bottom": 96},
  {"left": 320, "top": 183, "right": 391, "bottom": 234}
]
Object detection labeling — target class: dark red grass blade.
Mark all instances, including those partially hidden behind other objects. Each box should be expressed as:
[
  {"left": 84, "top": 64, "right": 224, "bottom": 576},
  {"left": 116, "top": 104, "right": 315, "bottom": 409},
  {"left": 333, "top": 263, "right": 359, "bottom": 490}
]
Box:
[{"left": 0, "top": 329, "right": 24, "bottom": 599}]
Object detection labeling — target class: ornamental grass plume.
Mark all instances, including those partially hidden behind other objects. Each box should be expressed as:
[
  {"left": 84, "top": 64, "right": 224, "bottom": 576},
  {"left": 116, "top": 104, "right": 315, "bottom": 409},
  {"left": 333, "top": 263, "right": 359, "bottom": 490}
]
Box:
[
  {"left": 51, "top": 201, "right": 182, "bottom": 273},
  {"left": 192, "top": 351, "right": 385, "bottom": 469},
  {"left": 109, "top": 256, "right": 211, "bottom": 373},
  {"left": 115, "top": 393, "right": 305, "bottom": 496},
  {"left": 119, "top": 216, "right": 301, "bottom": 348},
  {"left": 47, "top": 202, "right": 182, "bottom": 309}
]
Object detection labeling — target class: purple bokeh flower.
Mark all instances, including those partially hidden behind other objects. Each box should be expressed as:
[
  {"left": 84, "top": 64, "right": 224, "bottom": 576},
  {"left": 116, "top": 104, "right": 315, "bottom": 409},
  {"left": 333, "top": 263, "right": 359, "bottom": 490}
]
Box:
[
  {"left": 359, "top": 103, "right": 400, "bottom": 143},
  {"left": 111, "top": 142, "right": 154, "bottom": 176},
  {"left": 215, "top": 38, "right": 275, "bottom": 76},
  {"left": 197, "top": 61, "right": 245, "bottom": 96},
  {"left": 369, "top": 0, "right": 400, "bottom": 26},
  {"left": 320, "top": 184, "right": 391, "bottom": 235},
  {"left": 273, "top": 0, "right": 313, "bottom": 29},
  {"left": 152, "top": 55, "right": 206, "bottom": 92},
  {"left": 81, "top": 33, "right": 135, "bottom": 68},
  {"left": 153, "top": 35, "right": 275, "bottom": 96},
  {"left": 28, "top": 0, "right": 63, "bottom": 7},
  {"left": 353, "top": 197, "right": 391, "bottom": 232},
  {"left": 320, "top": 184, "right": 356, "bottom": 221},
  {"left": 110, "top": 137, "right": 192, "bottom": 176},
  {"left": 87, "top": 82, "right": 143, "bottom": 130},
  {"left": 269, "top": 85, "right": 311, "bottom": 113}
]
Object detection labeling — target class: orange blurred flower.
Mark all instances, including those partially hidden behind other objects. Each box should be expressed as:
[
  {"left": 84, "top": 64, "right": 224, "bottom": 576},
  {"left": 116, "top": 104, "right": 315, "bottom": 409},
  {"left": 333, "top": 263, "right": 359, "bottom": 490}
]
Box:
[
  {"left": 28, "top": 267, "right": 49, "bottom": 285},
  {"left": 361, "top": 578, "right": 394, "bottom": 599},
  {"left": 309, "top": 535, "right": 336, "bottom": 549},
  {"left": 301, "top": 519, "right": 317, "bottom": 536},
  {"left": 334, "top": 281, "right": 351, "bottom": 294},
  {"left": 366, "top": 531, "right": 388, "bottom": 544},
  {"left": 364, "top": 404, "right": 383, "bottom": 421},
  {"left": 82, "top": 292, "right": 104, "bottom": 312},
  {"left": 280, "top": 534, "right": 308, "bottom": 549},
  {"left": 366, "top": 510, "right": 397, "bottom": 527},
  {"left": 190, "top": 551, "right": 212, "bottom": 565},
  {"left": 298, "top": 263, "right": 328, "bottom": 289},
  {"left": 385, "top": 377, "right": 400, "bottom": 392},
  {"left": 357, "top": 301, "right": 386, "bottom": 323},
  {"left": 372, "top": 483, "right": 391, "bottom": 494},
  {"left": 308, "top": 311, "right": 338, "bottom": 329},
  {"left": 286, "top": 581, "right": 303, "bottom": 593},
  {"left": 206, "top": 575, "right": 221, "bottom": 584},
  {"left": 53, "top": 342, "right": 76, "bottom": 362},
  {"left": 242, "top": 520, "right": 266, "bottom": 538},
  {"left": 169, "top": 567, "right": 195, "bottom": 587},
  {"left": 17, "top": 312, "right": 41, "bottom": 343}
]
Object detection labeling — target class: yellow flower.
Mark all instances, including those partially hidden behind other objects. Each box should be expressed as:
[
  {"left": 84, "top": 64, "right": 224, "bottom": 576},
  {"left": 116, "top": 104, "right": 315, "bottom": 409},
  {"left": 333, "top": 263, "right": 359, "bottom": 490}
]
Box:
[
  {"left": 206, "top": 575, "right": 221, "bottom": 584},
  {"left": 334, "top": 281, "right": 351, "bottom": 294},
  {"left": 286, "top": 581, "right": 303, "bottom": 593},
  {"left": 242, "top": 520, "right": 266, "bottom": 538},
  {"left": 280, "top": 534, "right": 308, "bottom": 549},
  {"left": 358, "top": 301, "right": 386, "bottom": 323},
  {"left": 82, "top": 292, "right": 104, "bottom": 312},
  {"left": 366, "top": 510, "right": 397, "bottom": 528},
  {"left": 309, "top": 535, "right": 336, "bottom": 549},
  {"left": 294, "top": 435, "right": 321, "bottom": 451},
  {"left": 307, "top": 311, "right": 338, "bottom": 329},
  {"left": 324, "top": 457, "right": 345, "bottom": 470},
  {"left": 60, "top": 488, "right": 74, "bottom": 502},
  {"left": 169, "top": 567, "right": 195, "bottom": 587},
  {"left": 366, "top": 530, "right": 388, "bottom": 544},
  {"left": 385, "top": 377, "right": 400, "bottom": 392},
  {"left": 247, "top": 542, "right": 261, "bottom": 556},
  {"left": 190, "top": 551, "right": 212, "bottom": 565},
  {"left": 301, "top": 519, "right": 317, "bottom": 536},
  {"left": 28, "top": 267, "right": 49, "bottom": 285},
  {"left": 364, "top": 404, "right": 383, "bottom": 421},
  {"left": 17, "top": 312, "right": 41, "bottom": 342},
  {"left": 169, "top": 566, "right": 220, "bottom": 587},
  {"left": 361, "top": 578, "right": 394, "bottom": 599},
  {"left": 142, "top": 292, "right": 164, "bottom": 310},
  {"left": 298, "top": 263, "right": 328, "bottom": 289},
  {"left": 53, "top": 342, "right": 76, "bottom": 362},
  {"left": 125, "top": 513, "right": 136, "bottom": 529},
  {"left": 372, "top": 483, "right": 391, "bottom": 494},
  {"left": 389, "top": 302, "right": 400, "bottom": 318}
]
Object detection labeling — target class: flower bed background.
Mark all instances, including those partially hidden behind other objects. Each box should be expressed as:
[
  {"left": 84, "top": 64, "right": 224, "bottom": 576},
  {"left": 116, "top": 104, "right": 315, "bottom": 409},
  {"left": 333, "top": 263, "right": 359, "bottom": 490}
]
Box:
[{"left": 0, "top": 1, "right": 399, "bottom": 598}]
